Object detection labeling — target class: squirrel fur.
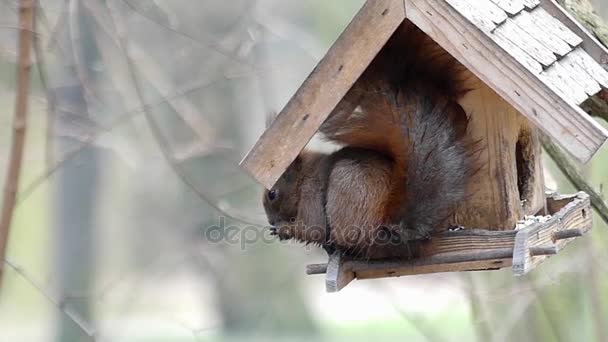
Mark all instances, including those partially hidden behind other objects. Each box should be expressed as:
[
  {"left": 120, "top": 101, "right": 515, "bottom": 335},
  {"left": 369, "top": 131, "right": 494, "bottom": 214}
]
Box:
[{"left": 263, "top": 22, "right": 480, "bottom": 259}]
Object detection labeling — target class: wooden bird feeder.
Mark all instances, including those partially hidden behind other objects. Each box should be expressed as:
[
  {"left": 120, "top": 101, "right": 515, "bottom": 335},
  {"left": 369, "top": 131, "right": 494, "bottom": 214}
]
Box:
[{"left": 240, "top": 0, "right": 608, "bottom": 292}]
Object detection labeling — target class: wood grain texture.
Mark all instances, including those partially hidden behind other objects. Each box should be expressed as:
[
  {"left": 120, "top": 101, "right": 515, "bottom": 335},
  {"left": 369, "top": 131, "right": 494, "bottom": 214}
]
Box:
[
  {"left": 405, "top": 0, "right": 608, "bottom": 163},
  {"left": 352, "top": 253, "right": 513, "bottom": 280},
  {"left": 492, "top": 32, "right": 543, "bottom": 74},
  {"left": 538, "top": 0, "right": 608, "bottom": 65},
  {"left": 445, "top": 0, "right": 506, "bottom": 32},
  {"left": 569, "top": 48, "right": 608, "bottom": 88},
  {"left": 518, "top": 118, "right": 547, "bottom": 216},
  {"left": 522, "top": 0, "right": 541, "bottom": 9},
  {"left": 539, "top": 61, "right": 590, "bottom": 105},
  {"left": 454, "top": 77, "right": 525, "bottom": 230},
  {"left": 560, "top": 52, "right": 602, "bottom": 96},
  {"left": 490, "top": 0, "right": 525, "bottom": 15},
  {"left": 512, "top": 192, "right": 592, "bottom": 275},
  {"left": 240, "top": 0, "right": 406, "bottom": 188},
  {"left": 493, "top": 19, "right": 557, "bottom": 67},
  {"left": 325, "top": 251, "right": 354, "bottom": 292},
  {"left": 514, "top": 10, "right": 572, "bottom": 57},
  {"left": 533, "top": 6, "right": 584, "bottom": 48},
  {"left": 308, "top": 193, "right": 590, "bottom": 291}
]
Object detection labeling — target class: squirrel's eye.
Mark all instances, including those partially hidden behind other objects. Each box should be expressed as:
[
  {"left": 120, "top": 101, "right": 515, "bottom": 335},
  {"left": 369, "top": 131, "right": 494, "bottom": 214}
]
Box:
[{"left": 267, "top": 189, "right": 278, "bottom": 201}]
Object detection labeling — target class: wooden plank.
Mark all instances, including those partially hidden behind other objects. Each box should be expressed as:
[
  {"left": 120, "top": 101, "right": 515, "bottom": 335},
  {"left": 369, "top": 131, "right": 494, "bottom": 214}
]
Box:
[
  {"left": 568, "top": 48, "right": 608, "bottom": 88},
  {"left": 455, "top": 77, "right": 526, "bottom": 230},
  {"left": 352, "top": 254, "right": 513, "bottom": 279},
  {"left": 405, "top": 0, "right": 608, "bottom": 163},
  {"left": 513, "top": 192, "right": 591, "bottom": 275},
  {"left": 492, "top": 33, "right": 543, "bottom": 74},
  {"left": 532, "top": 6, "right": 583, "bottom": 48},
  {"left": 489, "top": 0, "right": 525, "bottom": 16},
  {"left": 560, "top": 52, "right": 602, "bottom": 96},
  {"left": 539, "top": 62, "right": 590, "bottom": 105},
  {"left": 445, "top": 0, "right": 506, "bottom": 32},
  {"left": 240, "top": 0, "right": 406, "bottom": 188},
  {"left": 522, "top": 0, "right": 541, "bottom": 10},
  {"left": 493, "top": 19, "right": 557, "bottom": 67},
  {"left": 325, "top": 251, "right": 354, "bottom": 292},
  {"left": 546, "top": 192, "right": 579, "bottom": 213},
  {"left": 538, "top": 0, "right": 608, "bottom": 65},
  {"left": 307, "top": 192, "right": 588, "bottom": 290},
  {"left": 472, "top": 0, "right": 509, "bottom": 25},
  {"left": 514, "top": 10, "right": 572, "bottom": 57}
]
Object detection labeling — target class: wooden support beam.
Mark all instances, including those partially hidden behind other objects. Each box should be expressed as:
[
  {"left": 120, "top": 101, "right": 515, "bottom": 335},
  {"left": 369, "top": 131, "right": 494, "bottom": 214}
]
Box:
[
  {"left": 405, "top": 0, "right": 608, "bottom": 163},
  {"left": 530, "top": 245, "right": 559, "bottom": 256},
  {"left": 308, "top": 193, "right": 591, "bottom": 291},
  {"left": 553, "top": 228, "right": 583, "bottom": 240},
  {"left": 512, "top": 192, "right": 592, "bottom": 275},
  {"left": 240, "top": 0, "right": 406, "bottom": 188},
  {"left": 325, "top": 252, "right": 354, "bottom": 292}
]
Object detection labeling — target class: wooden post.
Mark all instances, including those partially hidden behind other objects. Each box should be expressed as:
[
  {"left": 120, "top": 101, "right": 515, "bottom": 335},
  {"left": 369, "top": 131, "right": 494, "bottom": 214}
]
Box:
[{"left": 454, "top": 76, "right": 546, "bottom": 230}]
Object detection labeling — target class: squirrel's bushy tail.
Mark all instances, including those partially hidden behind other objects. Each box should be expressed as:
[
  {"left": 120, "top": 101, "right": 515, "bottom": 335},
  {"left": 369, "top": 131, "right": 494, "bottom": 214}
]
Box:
[
  {"left": 321, "top": 21, "right": 469, "bottom": 160},
  {"left": 321, "top": 21, "right": 479, "bottom": 238}
]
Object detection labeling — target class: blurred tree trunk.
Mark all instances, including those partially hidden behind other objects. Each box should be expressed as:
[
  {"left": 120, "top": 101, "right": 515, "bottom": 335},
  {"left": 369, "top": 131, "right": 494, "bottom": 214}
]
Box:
[{"left": 51, "top": 1, "right": 106, "bottom": 340}]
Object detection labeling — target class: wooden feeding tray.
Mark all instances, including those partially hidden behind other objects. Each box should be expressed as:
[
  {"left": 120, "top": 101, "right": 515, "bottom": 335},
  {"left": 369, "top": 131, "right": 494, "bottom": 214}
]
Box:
[{"left": 306, "top": 192, "right": 592, "bottom": 292}]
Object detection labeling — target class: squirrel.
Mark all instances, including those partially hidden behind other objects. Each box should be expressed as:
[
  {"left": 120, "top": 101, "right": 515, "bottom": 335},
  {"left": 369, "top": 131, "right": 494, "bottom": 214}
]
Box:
[{"left": 263, "top": 22, "right": 480, "bottom": 259}]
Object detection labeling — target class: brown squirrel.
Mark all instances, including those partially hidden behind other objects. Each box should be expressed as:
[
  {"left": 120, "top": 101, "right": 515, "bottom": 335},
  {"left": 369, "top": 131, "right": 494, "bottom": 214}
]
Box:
[{"left": 263, "top": 22, "right": 480, "bottom": 259}]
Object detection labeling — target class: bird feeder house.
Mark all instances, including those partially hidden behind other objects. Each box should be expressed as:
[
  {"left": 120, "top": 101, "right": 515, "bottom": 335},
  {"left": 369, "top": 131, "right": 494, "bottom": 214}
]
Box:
[{"left": 241, "top": 0, "right": 608, "bottom": 292}]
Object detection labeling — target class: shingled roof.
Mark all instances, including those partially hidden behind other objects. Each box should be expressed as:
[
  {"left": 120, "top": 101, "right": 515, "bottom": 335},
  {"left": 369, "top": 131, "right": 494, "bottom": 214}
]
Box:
[
  {"left": 242, "top": 0, "right": 608, "bottom": 189},
  {"left": 449, "top": 0, "right": 608, "bottom": 106}
]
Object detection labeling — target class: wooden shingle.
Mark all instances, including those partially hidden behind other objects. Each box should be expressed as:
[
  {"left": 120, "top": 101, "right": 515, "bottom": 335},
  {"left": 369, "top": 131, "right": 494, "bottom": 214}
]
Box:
[
  {"left": 514, "top": 10, "right": 572, "bottom": 57},
  {"left": 489, "top": 0, "right": 525, "bottom": 16}
]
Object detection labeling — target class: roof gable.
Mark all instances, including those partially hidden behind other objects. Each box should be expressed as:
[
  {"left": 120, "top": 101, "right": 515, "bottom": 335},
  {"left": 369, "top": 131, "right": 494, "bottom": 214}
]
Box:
[{"left": 242, "top": 0, "right": 608, "bottom": 189}]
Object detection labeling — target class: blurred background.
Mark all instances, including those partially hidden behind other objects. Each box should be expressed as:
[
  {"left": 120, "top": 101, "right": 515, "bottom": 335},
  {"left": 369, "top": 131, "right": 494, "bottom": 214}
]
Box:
[{"left": 0, "top": 0, "right": 607, "bottom": 341}]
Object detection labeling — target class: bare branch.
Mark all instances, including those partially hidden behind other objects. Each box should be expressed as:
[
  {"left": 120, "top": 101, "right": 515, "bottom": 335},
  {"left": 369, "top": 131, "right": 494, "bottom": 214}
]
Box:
[
  {"left": 120, "top": 0, "right": 256, "bottom": 68},
  {"left": 32, "top": 0, "right": 56, "bottom": 167},
  {"left": 109, "top": 7, "right": 263, "bottom": 227},
  {"left": 3, "top": 259, "right": 96, "bottom": 338},
  {"left": 0, "top": 0, "right": 35, "bottom": 281},
  {"left": 15, "top": 76, "right": 233, "bottom": 207}
]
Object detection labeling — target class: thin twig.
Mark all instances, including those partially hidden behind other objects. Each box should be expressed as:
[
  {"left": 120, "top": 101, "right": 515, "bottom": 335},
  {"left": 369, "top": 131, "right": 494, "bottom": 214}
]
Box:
[
  {"left": 32, "top": 0, "right": 56, "bottom": 167},
  {"left": 120, "top": 0, "right": 256, "bottom": 68},
  {"left": 109, "top": 8, "right": 261, "bottom": 227},
  {"left": 541, "top": 134, "right": 608, "bottom": 225},
  {"left": 15, "top": 76, "right": 234, "bottom": 207},
  {"left": 3, "top": 259, "right": 95, "bottom": 338},
  {"left": 0, "top": 0, "right": 35, "bottom": 281}
]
